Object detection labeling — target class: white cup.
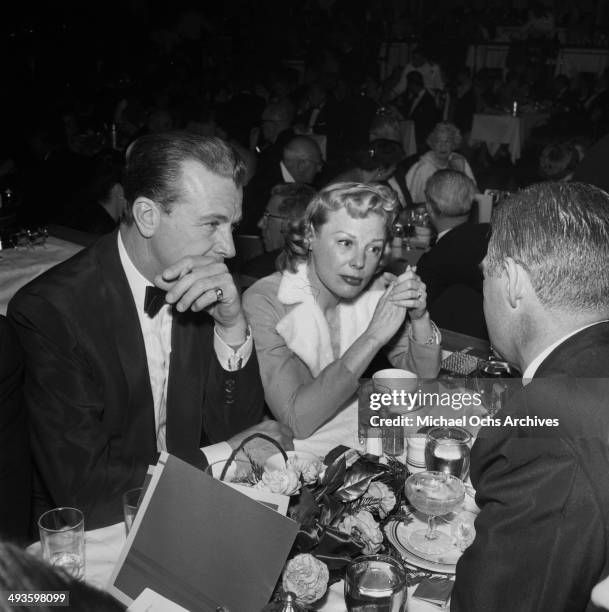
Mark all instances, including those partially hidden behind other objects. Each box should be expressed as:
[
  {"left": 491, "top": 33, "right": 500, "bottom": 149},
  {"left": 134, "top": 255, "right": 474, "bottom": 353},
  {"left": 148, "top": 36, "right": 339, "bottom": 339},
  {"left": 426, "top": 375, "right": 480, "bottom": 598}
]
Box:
[{"left": 372, "top": 368, "right": 418, "bottom": 393}]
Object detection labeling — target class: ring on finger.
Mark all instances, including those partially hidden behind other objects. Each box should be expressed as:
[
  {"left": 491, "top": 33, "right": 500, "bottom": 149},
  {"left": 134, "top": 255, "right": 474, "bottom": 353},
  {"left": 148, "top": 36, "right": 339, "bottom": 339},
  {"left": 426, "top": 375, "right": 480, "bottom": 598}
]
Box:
[
  {"left": 215, "top": 287, "right": 223, "bottom": 302},
  {"left": 416, "top": 290, "right": 422, "bottom": 299}
]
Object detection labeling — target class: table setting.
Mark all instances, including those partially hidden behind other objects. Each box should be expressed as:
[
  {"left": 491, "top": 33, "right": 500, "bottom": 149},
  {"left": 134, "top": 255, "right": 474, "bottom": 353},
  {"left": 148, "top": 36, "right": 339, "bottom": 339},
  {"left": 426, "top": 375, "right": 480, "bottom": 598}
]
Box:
[{"left": 22, "top": 346, "right": 519, "bottom": 611}]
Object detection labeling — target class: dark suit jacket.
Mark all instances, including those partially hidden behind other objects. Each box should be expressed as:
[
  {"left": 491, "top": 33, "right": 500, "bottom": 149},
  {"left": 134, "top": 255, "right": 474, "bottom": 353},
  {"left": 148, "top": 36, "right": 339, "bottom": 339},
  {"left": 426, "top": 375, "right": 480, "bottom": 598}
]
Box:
[
  {"left": 406, "top": 90, "right": 440, "bottom": 150},
  {"left": 417, "top": 222, "right": 490, "bottom": 339},
  {"left": 8, "top": 232, "right": 264, "bottom": 530},
  {"left": 452, "top": 322, "right": 609, "bottom": 612},
  {"left": 0, "top": 316, "right": 30, "bottom": 542}
]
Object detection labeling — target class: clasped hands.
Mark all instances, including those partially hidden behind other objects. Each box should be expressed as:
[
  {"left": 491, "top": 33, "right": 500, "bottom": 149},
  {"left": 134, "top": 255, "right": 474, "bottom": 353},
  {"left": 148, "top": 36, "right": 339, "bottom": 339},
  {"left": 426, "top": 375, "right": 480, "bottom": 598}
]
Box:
[{"left": 154, "top": 255, "right": 247, "bottom": 346}]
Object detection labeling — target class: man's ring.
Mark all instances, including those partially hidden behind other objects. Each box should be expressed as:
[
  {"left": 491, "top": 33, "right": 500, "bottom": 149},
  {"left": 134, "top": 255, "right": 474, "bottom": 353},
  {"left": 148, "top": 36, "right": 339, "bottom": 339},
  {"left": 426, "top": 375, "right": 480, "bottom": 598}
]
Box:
[
  {"left": 215, "top": 288, "right": 223, "bottom": 302},
  {"left": 416, "top": 291, "right": 422, "bottom": 299}
]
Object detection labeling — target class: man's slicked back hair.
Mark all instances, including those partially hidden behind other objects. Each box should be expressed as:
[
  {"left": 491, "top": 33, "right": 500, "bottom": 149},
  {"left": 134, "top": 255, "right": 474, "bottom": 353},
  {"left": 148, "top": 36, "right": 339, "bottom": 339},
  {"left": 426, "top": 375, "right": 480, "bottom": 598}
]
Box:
[
  {"left": 122, "top": 131, "right": 246, "bottom": 223},
  {"left": 486, "top": 182, "right": 609, "bottom": 313}
]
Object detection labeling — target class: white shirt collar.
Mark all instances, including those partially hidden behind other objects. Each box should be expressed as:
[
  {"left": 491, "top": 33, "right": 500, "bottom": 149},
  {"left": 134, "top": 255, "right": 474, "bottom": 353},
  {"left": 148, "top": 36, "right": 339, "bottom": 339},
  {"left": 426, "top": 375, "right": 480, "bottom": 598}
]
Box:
[
  {"left": 436, "top": 228, "right": 452, "bottom": 242},
  {"left": 522, "top": 320, "right": 609, "bottom": 384},
  {"left": 117, "top": 230, "right": 154, "bottom": 313},
  {"left": 280, "top": 161, "right": 296, "bottom": 183}
]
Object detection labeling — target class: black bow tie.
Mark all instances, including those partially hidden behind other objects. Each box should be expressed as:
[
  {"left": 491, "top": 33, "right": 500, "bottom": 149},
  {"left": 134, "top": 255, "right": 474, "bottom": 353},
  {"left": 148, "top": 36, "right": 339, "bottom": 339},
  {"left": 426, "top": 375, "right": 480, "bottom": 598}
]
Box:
[{"left": 144, "top": 286, "right": 167, "bottom": 318}]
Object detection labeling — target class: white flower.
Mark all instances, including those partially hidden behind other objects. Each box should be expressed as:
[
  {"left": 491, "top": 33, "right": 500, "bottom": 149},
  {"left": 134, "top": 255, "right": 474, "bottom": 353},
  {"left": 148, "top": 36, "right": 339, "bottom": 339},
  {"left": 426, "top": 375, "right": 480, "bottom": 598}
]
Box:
[
  {"left": 282, "top": 553, "right": 329, "bottom": 604},
  {"left": 257, "top": 467, "right": 301, "bottom": 496},
  {"left": 338, "top": 510, "right": 383, "bottom": 554},
  {"left": 288, "top": 456, "right": 322, "bottom": 485},
  {"left": 367, "top": 482, "right": 397, "bottom": 518}
]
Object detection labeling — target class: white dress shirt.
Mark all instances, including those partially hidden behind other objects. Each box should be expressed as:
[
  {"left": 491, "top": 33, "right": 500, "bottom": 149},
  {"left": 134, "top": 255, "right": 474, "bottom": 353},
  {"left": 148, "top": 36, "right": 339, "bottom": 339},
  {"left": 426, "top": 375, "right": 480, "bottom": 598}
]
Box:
[
  {"left": 117, "top": 232, "right": 253, "bottom": 462},
  {"left": 280, "top": 161, "right": 296, "bottom": 183},
  {"left": 522, "top": 320, "right": 609, "bottom": 384}
]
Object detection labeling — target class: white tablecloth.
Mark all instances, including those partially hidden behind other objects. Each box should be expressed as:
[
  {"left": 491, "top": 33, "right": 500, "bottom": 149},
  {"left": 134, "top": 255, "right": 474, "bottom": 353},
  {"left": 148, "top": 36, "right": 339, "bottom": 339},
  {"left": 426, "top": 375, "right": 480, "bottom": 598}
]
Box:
[
  {"left": 470, "top": 112, "right": 549, "bottom": 163},
  {"left": 0, "top": 237, "right": 83, "bottom": 314},
  {"left": 30, "top": 382, "right": 479, "bottom": 611}
]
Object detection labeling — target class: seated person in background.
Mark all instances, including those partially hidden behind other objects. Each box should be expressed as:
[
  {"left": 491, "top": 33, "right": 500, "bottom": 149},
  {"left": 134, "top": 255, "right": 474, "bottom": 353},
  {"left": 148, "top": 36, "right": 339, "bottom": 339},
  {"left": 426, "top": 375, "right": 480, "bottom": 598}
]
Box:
[
  {"left": 452, "top": 182, "right": 609, "bottom": 612},
  {"left": 416, "top": 170, "right": 489, "bottom": 340},
  {"left": 243, "top": 183, "right": 441, "bottom": 456},
  {"left": 241, "top": 183, "right": 315, "bottom": 282},
  {"left": 63, "top": 149, "right": 125, "bottom": 235},
  {"left": 406, "top": 122, "right": 476, "bottom": 205},
  {"left": 329, "top": 139, "right": 412, "bottom": 209},
  {"left": 538, "top": 142, "right": 580, "bottom": 182},
  {"left": 0, "top": 541, "right": 125, "bottom": 611},
  {"left": 9, "top": 132, "right": 290, "bottom": 530},
  {"left": 240, "top": 135, "right": 322, "bottom": 234},
  {"left": 0, "top": 316, "right": 30, "bottom": 543}
]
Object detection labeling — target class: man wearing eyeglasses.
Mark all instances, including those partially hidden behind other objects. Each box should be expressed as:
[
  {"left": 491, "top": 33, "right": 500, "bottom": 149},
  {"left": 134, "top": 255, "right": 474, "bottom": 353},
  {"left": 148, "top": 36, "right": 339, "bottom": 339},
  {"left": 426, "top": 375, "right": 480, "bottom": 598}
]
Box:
[{"left": 240, "top": 183, "right": 316, "bottom": 285}]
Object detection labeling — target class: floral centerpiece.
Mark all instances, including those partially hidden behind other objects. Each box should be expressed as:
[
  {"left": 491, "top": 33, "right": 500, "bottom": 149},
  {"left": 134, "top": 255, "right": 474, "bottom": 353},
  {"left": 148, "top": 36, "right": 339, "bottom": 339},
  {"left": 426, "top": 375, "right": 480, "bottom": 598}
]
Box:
[{"left": 223, "top": 438, "right": 413, "bottom": 608}]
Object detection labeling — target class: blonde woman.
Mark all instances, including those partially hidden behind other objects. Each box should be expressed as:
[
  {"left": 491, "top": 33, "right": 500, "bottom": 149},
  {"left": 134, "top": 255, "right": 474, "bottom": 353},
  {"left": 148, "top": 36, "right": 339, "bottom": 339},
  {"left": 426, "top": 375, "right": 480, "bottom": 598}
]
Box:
[{"left": 243, "top": 183, "right": 441, "bottom": 455}]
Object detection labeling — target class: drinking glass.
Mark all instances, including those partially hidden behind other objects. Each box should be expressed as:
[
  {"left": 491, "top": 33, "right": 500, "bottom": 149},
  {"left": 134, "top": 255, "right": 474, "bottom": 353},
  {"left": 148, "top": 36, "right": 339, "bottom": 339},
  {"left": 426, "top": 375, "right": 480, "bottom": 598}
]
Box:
[
  {"left": 38, "top": 507, "right": 85, "bottom": 579},
  {"left": 345, "top": 554, "right": 407, "bottom": 611},
  {"left": 475, "top": 359, "right": 513, "bottom": 416},
  {"left": 425, "top": 426, "right": 472, "bottom": 480},
  {"left": 402, "top": 209, "right": 416, "bottom": 250},
  {"left": 123, "top": 487, "right": 143, "bottom": 534},
  {"left": 405, "top": 471, "right": 465, "bottom": 555}
]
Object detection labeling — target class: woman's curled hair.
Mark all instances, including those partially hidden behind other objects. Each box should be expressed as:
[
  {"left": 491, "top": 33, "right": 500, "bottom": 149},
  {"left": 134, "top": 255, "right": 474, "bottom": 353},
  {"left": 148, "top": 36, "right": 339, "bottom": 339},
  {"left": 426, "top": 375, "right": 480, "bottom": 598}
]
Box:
[{"left": 278, "top": 182, "right": 399, "bottom": 273}]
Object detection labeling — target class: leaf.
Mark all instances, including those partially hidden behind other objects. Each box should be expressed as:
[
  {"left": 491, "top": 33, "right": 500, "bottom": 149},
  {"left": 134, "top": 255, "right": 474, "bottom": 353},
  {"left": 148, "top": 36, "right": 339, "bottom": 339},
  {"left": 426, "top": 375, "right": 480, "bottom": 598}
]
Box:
[
  {"left": 318, "top": 493, "right": 343, "bottom": 527},
  {"left": 289, "top": 486, "right": 319, "bottom": 526},
  {"left": 333, "top": 463, "right": 381, "bottom": 502},
  {"left": 321, "top": 456, "right": 347, "bottom": 493}
]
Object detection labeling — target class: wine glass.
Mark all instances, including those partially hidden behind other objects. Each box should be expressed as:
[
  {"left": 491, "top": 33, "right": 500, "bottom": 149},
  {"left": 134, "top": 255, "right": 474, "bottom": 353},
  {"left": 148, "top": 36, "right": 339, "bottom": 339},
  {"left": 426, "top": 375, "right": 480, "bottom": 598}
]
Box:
[
  {"left": 401, "top": 209, "right": 416, "bottom": 250},
  {"left": 405, "top": 471, "right": 465, "bottom": 555},
  {"left": 475, "top": 359, "right": 513, "bottom": 416},
  {"left": 425, "top": 426, "right": 472, "bottom": 480}
]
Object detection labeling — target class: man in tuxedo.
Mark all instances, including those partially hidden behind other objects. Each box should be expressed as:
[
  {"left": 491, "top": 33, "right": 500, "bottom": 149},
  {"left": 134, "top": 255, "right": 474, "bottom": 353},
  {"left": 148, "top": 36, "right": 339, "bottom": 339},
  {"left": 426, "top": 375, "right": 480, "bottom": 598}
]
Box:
[
  {"left": 403, "top": 71, "right": 440, "bottom": 152},
  {"left": 452, "top": 182, "right": 609, "bottom": 611},
  {"left": 9, "top": 132, "right": 291, "bottom": 530},
  {"left": 417, "top": 169, "right": 489, "bottom": 339},
  {"left": 0, "top": 316, "right": 30, "bottom": 542}
]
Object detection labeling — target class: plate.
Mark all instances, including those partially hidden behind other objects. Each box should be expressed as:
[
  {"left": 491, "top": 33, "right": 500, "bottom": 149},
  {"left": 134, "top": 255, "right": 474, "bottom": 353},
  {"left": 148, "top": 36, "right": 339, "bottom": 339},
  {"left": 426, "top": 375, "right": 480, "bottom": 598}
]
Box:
[
  {"left": 385, "top": 515, "right": 462, "bottom": 574},
  {"left": 264, "top": 451, "right": 321, "bottom": 471}
]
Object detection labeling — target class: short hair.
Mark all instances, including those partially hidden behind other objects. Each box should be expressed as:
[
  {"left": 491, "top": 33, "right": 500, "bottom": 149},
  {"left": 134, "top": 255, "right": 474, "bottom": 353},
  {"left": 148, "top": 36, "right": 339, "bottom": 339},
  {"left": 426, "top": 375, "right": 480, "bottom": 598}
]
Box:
[
  {"left": 353, "top": 139, "right": 404, "bottom": 172},
  {"left": 278, "top": 182, "right": 398, "bottom": 272},
  {"left": 262, "top": 100, "right": 295, "bottom": 124},
  {"left": 426, "top": 122, "right": 462, "bottom": 150},
  {"left": 282, "top": 136, "right": 322, "bottom": 163},
  {"left": 425, "top": 169, "right": 476, "bottom": 216},
  {"left": 369, "top": 113, "right": 401, "bottom": 143},
  {"left": 122, "top": 131, "right": 246, "bottom": 224},
  {"left": 485, "top": 182, "right": 609, "bottom": 313},
  {"left": 0, "top": 541, "right": 125, "bottom": 612},
  {"left": 270, "top": 183, "right": 316, "bottom": 218}
]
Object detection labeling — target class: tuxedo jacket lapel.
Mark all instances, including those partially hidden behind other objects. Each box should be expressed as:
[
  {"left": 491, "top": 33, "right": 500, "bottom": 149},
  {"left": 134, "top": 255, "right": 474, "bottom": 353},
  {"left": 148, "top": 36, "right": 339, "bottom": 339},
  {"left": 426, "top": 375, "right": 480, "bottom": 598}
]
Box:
[
  {"left": 96, "top": 233, "right": 156, "bottom": 450},
  {"left": 166, "top": 312, "right": 206, "bottom": 455}
]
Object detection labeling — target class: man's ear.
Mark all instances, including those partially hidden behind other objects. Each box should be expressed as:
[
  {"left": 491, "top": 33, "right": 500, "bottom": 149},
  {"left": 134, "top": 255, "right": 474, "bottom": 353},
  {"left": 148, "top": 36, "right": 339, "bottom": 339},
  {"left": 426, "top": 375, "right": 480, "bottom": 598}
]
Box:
[
  {"left": 132, "top": 197, "right": 161, "bottom": 238},
  {"left": 503, "top": 257, "right": 528, "bottom": 309}
]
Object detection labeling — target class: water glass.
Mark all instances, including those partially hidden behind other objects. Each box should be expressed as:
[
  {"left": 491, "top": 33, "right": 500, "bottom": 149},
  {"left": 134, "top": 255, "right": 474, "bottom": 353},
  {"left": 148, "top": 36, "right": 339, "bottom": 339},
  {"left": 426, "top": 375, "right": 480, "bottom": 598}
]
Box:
[
  {"left": 345, "top": 555, "right": 407, "bottom": 611},
  {"left": 475, "top": 359, "right": 513, "bottom": 416},
  {"left": 123, "top": 487, "right": 143, "bottom": 534},
  {"left": 38, "top": 507, "right": 85, "bottom": 579},
  {"left": 425, "top": 426, "right": 472, "bottom": 480}
]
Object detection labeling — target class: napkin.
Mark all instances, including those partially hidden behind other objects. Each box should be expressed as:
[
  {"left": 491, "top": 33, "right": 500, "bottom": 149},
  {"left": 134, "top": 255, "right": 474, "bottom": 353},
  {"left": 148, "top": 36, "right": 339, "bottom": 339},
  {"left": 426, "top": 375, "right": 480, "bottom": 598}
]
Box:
[{"left": 412, "top": 576, "right": 454, "bottom": 607}]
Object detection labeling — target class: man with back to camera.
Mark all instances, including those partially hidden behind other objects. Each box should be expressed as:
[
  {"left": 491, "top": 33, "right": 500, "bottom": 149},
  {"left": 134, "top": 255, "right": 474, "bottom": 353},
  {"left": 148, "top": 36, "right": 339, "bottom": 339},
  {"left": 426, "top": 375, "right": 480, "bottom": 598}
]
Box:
[
  {"left": 452, "top": 182, "right": 609, "bottom": 611},
  {"left": 9, "top": 132, "right": 292, "bottom": 530},
  {"left": 416, "top": 169, "right": 489, "bottom": 339}
]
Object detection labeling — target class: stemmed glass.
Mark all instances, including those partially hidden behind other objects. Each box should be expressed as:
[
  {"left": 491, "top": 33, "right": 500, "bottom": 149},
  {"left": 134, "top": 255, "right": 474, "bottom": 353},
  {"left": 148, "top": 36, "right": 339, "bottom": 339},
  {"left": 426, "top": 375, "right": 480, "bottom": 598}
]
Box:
[
  {"left": 402, "top": 209, "right": 417, "bottom": 250},
  {"left": 425, "top": 426, "right": 472, "bottom": 480},
  {"left": 405, "top": 471, "right": 465, "bottom": 555}
]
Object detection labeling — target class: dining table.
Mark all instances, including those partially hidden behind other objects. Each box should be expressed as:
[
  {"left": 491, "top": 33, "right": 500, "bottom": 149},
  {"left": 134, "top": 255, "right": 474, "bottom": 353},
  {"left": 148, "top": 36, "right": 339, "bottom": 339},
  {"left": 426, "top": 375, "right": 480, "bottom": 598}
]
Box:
[
  {"left": 470, "top": 111, "right": 550, "bottom": 163},
  {"left": 26, "top": 325, "right": 489, "bottom": 611},
  {"left": 0, "top": 235, "right": 83, "bottom": 315}
]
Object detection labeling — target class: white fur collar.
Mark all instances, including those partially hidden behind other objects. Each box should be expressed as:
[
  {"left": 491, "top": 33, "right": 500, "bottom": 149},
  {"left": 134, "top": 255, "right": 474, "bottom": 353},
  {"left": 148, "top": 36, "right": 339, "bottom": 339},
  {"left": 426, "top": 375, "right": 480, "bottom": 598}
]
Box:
[{"left": 275, "top": 263, "right": 383, "bottom": 376}]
